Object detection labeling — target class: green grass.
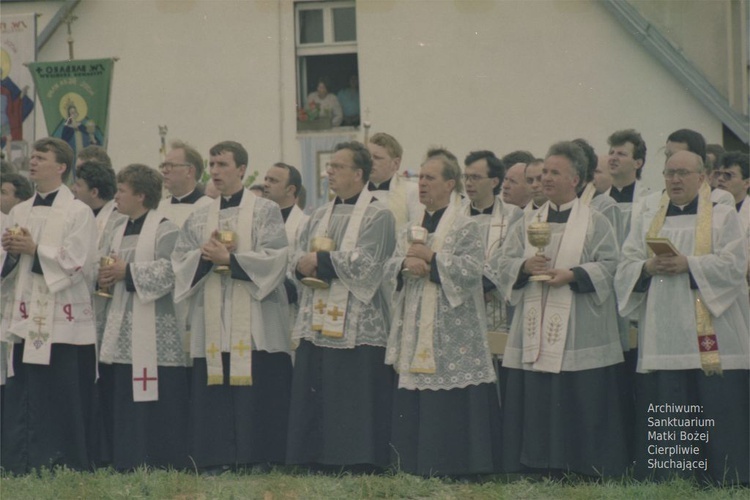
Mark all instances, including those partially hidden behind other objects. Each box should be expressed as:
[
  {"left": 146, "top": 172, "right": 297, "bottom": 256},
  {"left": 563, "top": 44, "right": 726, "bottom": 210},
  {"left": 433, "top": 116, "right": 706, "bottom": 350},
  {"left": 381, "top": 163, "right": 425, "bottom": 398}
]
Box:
[{"left": 1, "top": 466, "right": 747, "bottom": 500}]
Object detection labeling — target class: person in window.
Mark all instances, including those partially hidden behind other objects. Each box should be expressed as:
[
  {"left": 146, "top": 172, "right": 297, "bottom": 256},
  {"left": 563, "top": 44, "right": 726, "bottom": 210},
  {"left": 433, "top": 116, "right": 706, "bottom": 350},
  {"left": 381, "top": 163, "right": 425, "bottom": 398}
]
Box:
[
  {"left": 338, "top": 75, "right": 360, "bottom": 126},
  {"left": 307, "top": 77, "right": 343, "bottom": 127}
]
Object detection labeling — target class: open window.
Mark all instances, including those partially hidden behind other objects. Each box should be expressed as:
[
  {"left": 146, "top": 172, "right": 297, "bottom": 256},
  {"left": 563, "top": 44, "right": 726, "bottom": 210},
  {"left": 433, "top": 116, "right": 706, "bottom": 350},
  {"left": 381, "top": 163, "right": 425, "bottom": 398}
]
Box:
[{"left": 295, "top": 1, "right": 359, "bottom": 131}]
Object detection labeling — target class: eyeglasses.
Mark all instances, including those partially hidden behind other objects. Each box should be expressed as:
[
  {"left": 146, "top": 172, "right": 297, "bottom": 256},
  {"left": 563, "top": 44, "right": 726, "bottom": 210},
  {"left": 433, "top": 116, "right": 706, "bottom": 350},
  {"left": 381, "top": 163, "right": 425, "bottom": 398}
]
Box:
[
  {"left": 326, "top": 162, "right": 354, "bottom": 171},
  {"left": 662, "top": 169, "right": 700, "bottom": 179},
  {"left": 159, "top": 162, "right": 191, "bottom": 173},
  {"left": 462, "top": 174, "right": 489, "bottom": 183},
  {"left": 712, "top": 171, "right": 740, "bottom": 181}
]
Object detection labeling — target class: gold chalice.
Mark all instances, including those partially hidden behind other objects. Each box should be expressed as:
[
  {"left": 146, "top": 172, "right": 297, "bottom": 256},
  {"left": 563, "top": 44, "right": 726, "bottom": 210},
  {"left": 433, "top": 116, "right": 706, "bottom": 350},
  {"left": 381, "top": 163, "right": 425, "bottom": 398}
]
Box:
[
  {"left": 96, "top": 256, "right": 116, "bottom": 298},
  {"left": 527, "top": 216, "right": 551, "bottom": 282},
  {"left": 7, "top": 224, "right": 22, "bottom": 237},
  {"left": 213, "top": 230, "right": 237, "bottom": 274},
  {"left": 301, "top": 236, "right": 336, "bottom": 289},
  {"left": 402, "top": 226, "right": 428, "bottom": 278}
]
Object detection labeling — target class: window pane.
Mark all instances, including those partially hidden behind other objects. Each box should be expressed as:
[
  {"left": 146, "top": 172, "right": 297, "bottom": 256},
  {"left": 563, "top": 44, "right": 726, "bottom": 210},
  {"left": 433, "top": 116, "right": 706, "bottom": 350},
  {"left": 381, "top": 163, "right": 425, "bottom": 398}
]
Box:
[
  {"left": 332, "top": 7, "right": 356, "bottom": 42},
  {"left": 299, "top": 9, "right": 324, "bottom": 44}
]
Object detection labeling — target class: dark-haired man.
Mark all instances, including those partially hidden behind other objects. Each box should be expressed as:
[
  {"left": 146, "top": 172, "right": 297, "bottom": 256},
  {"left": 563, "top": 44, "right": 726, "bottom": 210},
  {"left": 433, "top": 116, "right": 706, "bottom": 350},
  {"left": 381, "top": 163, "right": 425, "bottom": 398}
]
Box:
[
  {"left": 605, "top": 129, "right": 652, "bottom": 240},
  {"left": 73, "top": 160, "right": 124, "bottom": 246},
  {"left": 0, "top": 172, "right": 32, "bottom": 215},
  {"left": 463, "top": 150, "right": 521, "bottom": 361},
  {"left": 287, "top": 141, "right": 396, "bottom": 470},
  {"left": 172, "top": 140, "right": 292, "bottom": 471},
  {"left": 1, "top": 138, "right": 98, "bottom": 473},
  {"left": 715, "top": 151, "right": 749, "bottom": 283},
  {"left": 264, "top": 162, "right": 309, "bottom": 347}
]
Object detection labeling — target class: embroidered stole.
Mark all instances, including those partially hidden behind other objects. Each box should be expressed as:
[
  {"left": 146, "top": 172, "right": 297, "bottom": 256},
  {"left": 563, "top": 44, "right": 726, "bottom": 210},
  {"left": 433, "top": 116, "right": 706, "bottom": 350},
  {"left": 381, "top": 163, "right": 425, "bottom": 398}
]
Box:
[
  {"left": 311, "top": 190, "right": 373, "bottom": 338},
  {"left": 109, "top": 210, "right": 161, "bottom": 401},
  {"left": 388, "top": 175, "right": 409, "bottom": 231},
  {"left": 285, "top": 205, "right": 305, "bottom": 249},
  {"left": 11, "top": 188, "right": 75, "bottom": 365},
  {"left": 95, "top": 200, "right": 117, "bottom": 248},
  {"left": 203, "top": 190, "right": 255, "bottom": 385},
  {"left": 522, "top": 199, "right": 589, "bottom": 373},
  {"left": 579, "top": 182, "right": 597, "bottom": 206},
  {"left": 465, "top": 199, "right": 510, "bottom": 342},
  {"left": 408, "top": 194, "right": 460, "bottom": 373},
  {"left": 646, "top": 183, "right": 721, "bottom": 375}
]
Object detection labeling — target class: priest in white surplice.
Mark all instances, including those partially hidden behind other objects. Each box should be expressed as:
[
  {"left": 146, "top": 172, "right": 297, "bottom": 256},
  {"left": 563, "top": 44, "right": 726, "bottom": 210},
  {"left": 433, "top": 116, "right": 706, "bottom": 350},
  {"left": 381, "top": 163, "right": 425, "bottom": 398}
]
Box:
[
  {"left": 172, "top": 141, "right": 292, "bottom": 470},
  {"left": 0, "top": 138, "right": 98, "bottom": 474},
  {"left": 488, "top": 141, "right": 628, "bottom": 477},
  {"left": 287, "top": 141, "right": 396, "bottom": 470},
  {"left": 385, "top": 148, "right": 500, "bottom": 476},
  {"left": 262, "top": 162, "right": 309, "bottom": 351},
  {"left": 157, "top": 141, "right": 212, "bottom": 363},
  {"left": 97, "top": 164, "right": 189, "bottom": 470},
  {"left": 715, "top": 151, "right": 749, "bottom": 286},
  {"left": 615, "top": 151, "right": 749, "bottom": 484},
  {"left": 366, "top": 132, "right": 422, "bottom": 233},
  {"left": 72, "top": 159, "right": 126, "bottom": 342},
  {"left": 462, "top": 150, "right": 521, "bottom": 395}
]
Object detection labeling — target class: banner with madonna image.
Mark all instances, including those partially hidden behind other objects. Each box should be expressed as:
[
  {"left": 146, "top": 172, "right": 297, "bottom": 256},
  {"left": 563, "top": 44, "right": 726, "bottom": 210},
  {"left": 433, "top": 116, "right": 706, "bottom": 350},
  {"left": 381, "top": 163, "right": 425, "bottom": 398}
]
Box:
[{"left": 28, "top": 58, "right": 115, "bottom": 168}]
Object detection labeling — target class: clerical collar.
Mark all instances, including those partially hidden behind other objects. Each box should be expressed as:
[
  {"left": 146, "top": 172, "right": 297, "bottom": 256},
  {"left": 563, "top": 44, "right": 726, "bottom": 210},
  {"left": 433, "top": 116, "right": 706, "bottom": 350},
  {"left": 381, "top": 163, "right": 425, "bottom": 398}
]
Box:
[
  {"left": 125, "top": 211, "right": 148, "bottom": 236},
  {"left": 547, "top": 199, "right": 575, "bottom": 223},
  {"left": 422, "top": 206, "right": 447, "bottom": 233},
  {"left": 469, "top": 199, "right": 495, "bottom": 216},
  {"left": 171, "top": 188, "right": 203, "bottom": 204},
  {"left": 220, "top": 189, "right": 244, "bottom": 209},
  {"left": 666, "top": 196, "right": 699, "bottom": 216},
  {"left": 334, "top": 191, "right": 361, "bottom": 205},
  {"left": 33, "top": 188, "right": 60, "bottom": 207},
  {"left": 280, "top": 205, "right": 294, "bottom": 222},
  {"left": 737, "top": 199, "right": 745, "bottom": 212},
  {"left": 548, "top": 199, "right": 576, "bottom": 212},
  {"left": 609, "top": 181, "right": 636, "bottom": 203},
  {"left": 367, "top": 177, "right": 391, "bottom": 191}
]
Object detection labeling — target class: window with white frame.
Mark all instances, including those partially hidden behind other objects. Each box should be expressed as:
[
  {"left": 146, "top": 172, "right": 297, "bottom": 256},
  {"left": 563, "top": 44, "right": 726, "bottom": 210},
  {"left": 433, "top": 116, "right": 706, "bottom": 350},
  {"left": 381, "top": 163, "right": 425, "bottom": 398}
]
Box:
[{"left": 295, "top": 1, "right": 359, "bottom": 130}]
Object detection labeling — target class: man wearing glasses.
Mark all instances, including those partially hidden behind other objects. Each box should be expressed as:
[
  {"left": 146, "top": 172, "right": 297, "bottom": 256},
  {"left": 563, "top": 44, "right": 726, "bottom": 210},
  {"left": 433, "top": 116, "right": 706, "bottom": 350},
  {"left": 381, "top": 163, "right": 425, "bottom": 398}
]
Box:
[
  {"left": 158, "top": 140, "right": 212, "bottom": 228},
  {"left": 462, "top": 150, "right": 521, "bottom": 386},
  {"left": 715, "top": 151, "right": 750, "bottom": 284},
  {"left": 287, "top": 141, "right": 396, "bottom": 471},
  {"left": 616, "top": 150, "right": 749, "bottom": 484}
]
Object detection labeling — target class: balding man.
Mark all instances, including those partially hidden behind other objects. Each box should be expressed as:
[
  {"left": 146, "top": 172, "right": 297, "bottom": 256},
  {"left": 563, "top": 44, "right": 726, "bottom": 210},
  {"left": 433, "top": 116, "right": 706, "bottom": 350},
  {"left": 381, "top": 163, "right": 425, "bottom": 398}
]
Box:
[
  {"left": 158, "top": 140, "right": 212, "bottom": 228},
  {"left": 616, "top": 150, "right": 749, "bottom": 484}
]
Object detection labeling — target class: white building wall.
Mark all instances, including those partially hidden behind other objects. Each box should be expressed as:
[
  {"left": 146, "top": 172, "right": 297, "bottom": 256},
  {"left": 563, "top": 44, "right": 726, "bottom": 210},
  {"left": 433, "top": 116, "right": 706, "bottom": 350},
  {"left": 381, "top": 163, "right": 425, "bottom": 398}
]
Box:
[{"left": 3, "top": 0, "right": 723, "bottom": 194}]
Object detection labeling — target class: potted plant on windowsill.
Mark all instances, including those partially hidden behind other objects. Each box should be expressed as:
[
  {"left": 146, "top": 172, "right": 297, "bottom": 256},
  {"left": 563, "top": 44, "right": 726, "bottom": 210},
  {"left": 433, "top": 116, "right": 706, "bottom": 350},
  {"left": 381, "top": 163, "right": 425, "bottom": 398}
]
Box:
[{"left": 297, "top": 101, "right": 332, "bottom": 131}]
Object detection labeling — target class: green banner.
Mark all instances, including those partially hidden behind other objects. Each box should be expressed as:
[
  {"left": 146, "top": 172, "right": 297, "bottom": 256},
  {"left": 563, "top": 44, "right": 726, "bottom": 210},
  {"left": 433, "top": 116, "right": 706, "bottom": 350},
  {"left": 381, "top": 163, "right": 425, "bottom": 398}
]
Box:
[{"left": 27, "top": 58, "right": 114, "bottom": 157}]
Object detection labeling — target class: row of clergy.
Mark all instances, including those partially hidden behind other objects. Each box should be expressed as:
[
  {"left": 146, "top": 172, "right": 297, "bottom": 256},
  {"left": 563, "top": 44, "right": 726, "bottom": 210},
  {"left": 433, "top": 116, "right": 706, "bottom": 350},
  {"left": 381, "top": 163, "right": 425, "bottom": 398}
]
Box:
[{"left": 0, "top": 136, "right": 747, "bottom": 484}]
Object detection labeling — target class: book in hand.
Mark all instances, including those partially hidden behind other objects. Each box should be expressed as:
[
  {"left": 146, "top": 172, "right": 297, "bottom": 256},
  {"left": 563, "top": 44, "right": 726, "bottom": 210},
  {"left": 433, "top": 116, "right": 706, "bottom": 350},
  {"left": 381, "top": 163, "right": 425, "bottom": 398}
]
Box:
[{"left": 646, "top": 237, "right": 680, "bottom": 257}]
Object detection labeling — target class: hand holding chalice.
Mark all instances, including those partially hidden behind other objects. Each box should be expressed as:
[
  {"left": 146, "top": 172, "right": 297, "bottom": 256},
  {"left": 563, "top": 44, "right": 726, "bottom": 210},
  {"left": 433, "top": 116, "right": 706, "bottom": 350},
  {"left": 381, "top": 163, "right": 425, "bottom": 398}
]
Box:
[
  {"left": 526, "top": 214, "right": 552, "bottom": 282},
  {"left": 300, "top": 236, "right": 336, "bottom": 289},
  {"left": 96, "top": 254, "right": 116, "bottom": 298},
  {"left": 212, "top": 229, "right": 237, "bottom": 274},
  {"left": 402, "top": 226, "right": 429, "bottom": 279}
]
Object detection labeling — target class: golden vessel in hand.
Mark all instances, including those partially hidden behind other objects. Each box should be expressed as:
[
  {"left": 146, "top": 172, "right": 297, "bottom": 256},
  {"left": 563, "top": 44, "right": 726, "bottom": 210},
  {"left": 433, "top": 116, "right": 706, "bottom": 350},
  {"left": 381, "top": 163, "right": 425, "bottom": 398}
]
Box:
[{"left": 301, "top": 236, "right": 336, "bottom": 289}]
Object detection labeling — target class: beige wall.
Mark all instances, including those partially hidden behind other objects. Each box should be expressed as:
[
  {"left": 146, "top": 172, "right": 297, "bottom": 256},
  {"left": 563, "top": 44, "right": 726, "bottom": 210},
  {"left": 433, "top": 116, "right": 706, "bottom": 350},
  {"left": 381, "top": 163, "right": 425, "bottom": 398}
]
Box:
[{"left": 4, "top": 0, "right": 726, "bottom": 194}]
